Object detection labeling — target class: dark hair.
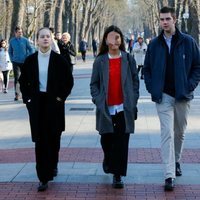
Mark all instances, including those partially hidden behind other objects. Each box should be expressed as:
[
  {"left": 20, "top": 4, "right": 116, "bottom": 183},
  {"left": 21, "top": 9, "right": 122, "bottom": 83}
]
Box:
[
  {"left": 160, "top": 6, "right": 176, "bottom": 19},
  {"left": 0, "top": 39, "right": 8, "bottom": 51},
  {"left": 49, "top": 27, "right": 55, "bottom": 33},
  {"left": 15, "top": 26, "right": 22, "bottom": 32},
  {"left": 36, "top": 27, "right": 51, "bottom": 39},
  {"left": 98, "top": 25, "right": 125, "bottom": 56}
]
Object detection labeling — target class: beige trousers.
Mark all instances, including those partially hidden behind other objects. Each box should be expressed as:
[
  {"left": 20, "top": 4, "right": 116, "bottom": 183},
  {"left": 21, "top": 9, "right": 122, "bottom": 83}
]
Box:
[{"left": 156, "top": 93, "right": 190, "bottom": 179}]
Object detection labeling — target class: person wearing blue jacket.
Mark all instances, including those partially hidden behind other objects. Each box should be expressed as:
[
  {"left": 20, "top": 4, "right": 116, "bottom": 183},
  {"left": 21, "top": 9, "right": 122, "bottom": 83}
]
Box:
[
  {"left": 144, "top": 6, "right": 200, "bottom": 191},
  {"left": 9, "top": 26, "right": 34, "bottom": 101}
]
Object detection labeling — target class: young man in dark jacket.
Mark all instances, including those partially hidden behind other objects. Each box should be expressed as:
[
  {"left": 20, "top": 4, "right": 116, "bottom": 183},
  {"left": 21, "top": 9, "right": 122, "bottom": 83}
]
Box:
[{"left": 144, "top": 6, "right": 200, "bottom": 191}]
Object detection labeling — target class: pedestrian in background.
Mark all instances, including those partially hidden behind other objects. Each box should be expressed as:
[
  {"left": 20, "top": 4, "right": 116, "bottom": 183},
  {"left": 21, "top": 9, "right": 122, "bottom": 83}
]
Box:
[
  {"left": 19, "top": 27, "right": 73, "bottom": 192},
  {"left": 92, "top": 37, "right": 98, "bottom": 57},
  {"left": 132, "top": 36, "right": 147, "bottom": 79},
  {"left": 55, "top": 32, "right": 62, "bottom": 43},
  {"left": 90, "top": 25, "right": 139, "bottom": 189},
  {"left": 79, "top": 37, "right": 88, "bottom": 62},
  {"left": 58, "top": 32, "right": 76, "bottom": 72},
  {"left": 49, "top": 27, "right": 60, "bottom": 54},
  {"left": 0, "top": 39, "right": 12, "bottom": 93},
  {"left": 143, "top": 6, "right": 200, "bottom": 191},
  {"left": 9, "top": 26, "right": 34, "bottom": 101},
  {"left": 127, "top": 34, "right": 135, "bottom": 54}
]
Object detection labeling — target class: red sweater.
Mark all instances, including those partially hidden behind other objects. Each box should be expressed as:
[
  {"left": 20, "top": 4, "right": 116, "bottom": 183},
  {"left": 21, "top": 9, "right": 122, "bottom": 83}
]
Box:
[{"left": 107, "top": 57, "right": 123, "bottom": 106}]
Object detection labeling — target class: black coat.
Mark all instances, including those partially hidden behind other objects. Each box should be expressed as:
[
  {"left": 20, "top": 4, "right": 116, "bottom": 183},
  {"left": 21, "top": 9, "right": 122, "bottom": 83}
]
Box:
[
  {"left": 58, "top": 41, "right": 76, "bottom": 66},
  {"left": 19, "top": 51, "right": 74, "bottom": 142}
]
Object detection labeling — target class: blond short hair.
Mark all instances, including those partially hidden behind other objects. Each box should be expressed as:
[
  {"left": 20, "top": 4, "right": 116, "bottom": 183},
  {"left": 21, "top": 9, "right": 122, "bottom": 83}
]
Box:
[{"left": 62, "top": 32, "right": 71, "bottom": 40}]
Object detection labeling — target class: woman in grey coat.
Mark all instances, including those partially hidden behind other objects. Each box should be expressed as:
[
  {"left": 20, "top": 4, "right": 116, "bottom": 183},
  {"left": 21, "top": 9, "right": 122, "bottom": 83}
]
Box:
[{"left": 90, "top": 25, "right": 139, "bottom": 189}]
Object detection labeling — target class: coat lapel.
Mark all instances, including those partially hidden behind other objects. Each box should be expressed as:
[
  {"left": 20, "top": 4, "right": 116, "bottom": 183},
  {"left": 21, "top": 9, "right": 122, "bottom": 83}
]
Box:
[
  {"left": 101, "top": 54, "right": 109, "bottom": 94},
  {"left": 32, "top": 52, "right": 39, "bottom": 90},
  {"left": 121, "top": 51, "right": 128, "bottom": 86},
  {"left": 46, "top": 51, "right": 54, "bottom": 92}
]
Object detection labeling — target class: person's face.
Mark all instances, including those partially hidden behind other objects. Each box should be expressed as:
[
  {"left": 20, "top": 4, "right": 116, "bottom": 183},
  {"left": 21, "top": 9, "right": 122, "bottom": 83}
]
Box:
[
  {"left": 56, "top": 33, "right": 62, "bottom": 40},
  {"left": 106, "top": 31, "right": 121, "bottom": 50},
  {"left": 138, "top": 38, "right": 143, "bottom": 44},
  {"left": 62, "top": 35, "right": 69, "bottom": 44},
  {"left": 160, "top": 12, "right": 176, "bottom": 33},
  {"left": 1, "top": 41, "right": 6, "bottom": 48},
  {"left": 131, "top": 35, "right": 134, "bottom": 40},
  {"left": 15, "top": 29, "right": 23, "bottom": 38},
  {"left": 37, "top": 29, "right": 52, "bottom": 50}
]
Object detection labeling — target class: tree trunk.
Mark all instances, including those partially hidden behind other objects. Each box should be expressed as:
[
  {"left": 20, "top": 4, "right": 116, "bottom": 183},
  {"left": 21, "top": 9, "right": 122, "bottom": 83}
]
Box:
[
  {"left": 10, "top": 0, "right": 25, "bottom": 38},
  {"left": 43, "top": 0, "right": 57, "bottom": 27},
  {"left": 55, "top": 0, "right": 65, "bottom": 33},
  {"left": 188, "top": 0, "right": 200, "bottom": 44},
  {"left": 79, "top": 0, "right": 90, "bottom": 42},
  {"left": 5, "top": 0, "right": 12, "bottom": 40}
]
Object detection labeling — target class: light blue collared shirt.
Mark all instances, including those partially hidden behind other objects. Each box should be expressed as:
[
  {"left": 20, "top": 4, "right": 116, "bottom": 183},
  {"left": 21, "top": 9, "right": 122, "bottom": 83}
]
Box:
[{"left": 163, "top": 34, "right": 172, "bottom": 53}]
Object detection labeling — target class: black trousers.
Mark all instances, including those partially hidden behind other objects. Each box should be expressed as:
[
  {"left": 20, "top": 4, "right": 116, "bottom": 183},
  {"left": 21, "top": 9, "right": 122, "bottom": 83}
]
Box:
[
  {"left": 100, "top": 112, "right": 130, "bottom": 176},
  {"left": 35, "top": 92, "right": 61, "bottom": 183},
  {"left": 81, "top": 51, "right": 86, "bottom": 61},
  {"left": 12, "top": 62, "right": 23, "bottom": 96},
  {"left": 137, "top": 65, "right": 144, "bottom": 77},
  {"left": 2, "top": 70, "right": 10, "bottom": 89}
]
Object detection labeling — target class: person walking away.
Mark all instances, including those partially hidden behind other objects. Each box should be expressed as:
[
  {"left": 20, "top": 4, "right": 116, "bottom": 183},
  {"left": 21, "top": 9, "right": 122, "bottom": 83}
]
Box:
[
  {"left": 92, "top": 37, "right": 98, "bottom": 57},
  {"left": 90, "top": 25, "right": 139, "bottom": 189},
  {"left": 19, "top": 27, "right": 74, "bottom": 192},
  {"left": 127, "top": 34, "right": 135, "bottom": 54},
  {"left": 79, "top": 37, "right": 88, "bottom": 62},
  {"left": 132, "top": 37, "right": 147, "bottom": 79},
  {"left": 9, "top": 26, "right": 34, "bottom": 101},
  {"left": 58, "top": 32, "right": 76, "bottom": 72},
  {"left": 0, "top": 39, "right": 12, "bottom": 93},
  {"left": 143, "top": 6, "right": 200, "bottom": 191}
]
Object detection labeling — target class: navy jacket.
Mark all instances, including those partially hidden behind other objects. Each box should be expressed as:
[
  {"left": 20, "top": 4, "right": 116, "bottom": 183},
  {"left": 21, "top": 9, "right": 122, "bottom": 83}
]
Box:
[{"left": 144, "top": 28, "right": 200, "bottom": 103}]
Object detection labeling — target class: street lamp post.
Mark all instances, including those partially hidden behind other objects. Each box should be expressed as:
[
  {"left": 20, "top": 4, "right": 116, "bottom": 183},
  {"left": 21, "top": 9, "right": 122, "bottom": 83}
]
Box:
[{"left": 183, "top": 12, "right": 189, "bottom": 33}]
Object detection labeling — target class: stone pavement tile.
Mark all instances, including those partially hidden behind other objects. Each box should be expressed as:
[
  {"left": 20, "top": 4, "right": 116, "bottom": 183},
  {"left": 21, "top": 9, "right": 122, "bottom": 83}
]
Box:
[
  {"left": 2, "top": 162, "right": 200, "bottom": 185},
  {"left": 0, "top": 163, "right": 25, "bottom": 181}
]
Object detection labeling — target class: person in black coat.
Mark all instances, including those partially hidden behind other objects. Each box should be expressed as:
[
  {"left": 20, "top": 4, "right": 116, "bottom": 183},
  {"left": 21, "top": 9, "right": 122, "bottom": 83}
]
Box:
[
  {"left": 79, "top": 37, "right": 88, "bottom": 62},
  {"left": 58, "top": 32, "right": 76, "bottom": 72},
  {"left": 19, "top": 27, "right": 74, "bottom": 192}
]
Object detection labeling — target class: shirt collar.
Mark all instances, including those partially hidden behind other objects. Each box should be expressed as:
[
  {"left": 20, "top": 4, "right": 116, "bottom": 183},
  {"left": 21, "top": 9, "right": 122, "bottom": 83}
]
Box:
[{"left": 108, "top": 51, "right": 122, "bottom": 59}]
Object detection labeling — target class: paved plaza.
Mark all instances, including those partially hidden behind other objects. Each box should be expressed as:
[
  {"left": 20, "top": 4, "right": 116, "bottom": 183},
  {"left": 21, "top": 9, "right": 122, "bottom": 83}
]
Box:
[{"left": 0, "top": 58, "right": 200, "bottom": 199}]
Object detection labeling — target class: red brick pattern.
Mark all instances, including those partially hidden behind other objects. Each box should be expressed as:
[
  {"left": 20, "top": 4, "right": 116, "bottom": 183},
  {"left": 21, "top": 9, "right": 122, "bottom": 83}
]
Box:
[
  {"left": 0, "top": 147, "right": 200, "bottom": 163},
  {"left": 0, "top": 182, "right": 200, "bottom": 200}
]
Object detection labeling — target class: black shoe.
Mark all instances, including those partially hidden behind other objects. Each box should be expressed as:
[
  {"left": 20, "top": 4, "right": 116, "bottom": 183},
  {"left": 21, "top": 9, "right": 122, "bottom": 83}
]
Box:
[
  {"left": 112, "top": 175, "right": 124, "bottom": 189},
  {"left": 3, "top": 89, "right": 7, "bottom": 93},
  {"left": 37, "top": 182, "right": 48, "bottom": 192},
  {"left": 176, "top": 162, "right": 182, "bottom": 176},
  {"left": 164, "top": 178, "right": 175, "bottom": 191},
  {"left": 53, "top": 168, "right": 58, "bottom": 177},
  {"left": 102, "top": 159, "right": 110, "bottom": 174},
  {"left": 14, "top": 95, "right": 19, "bottom": 101}
]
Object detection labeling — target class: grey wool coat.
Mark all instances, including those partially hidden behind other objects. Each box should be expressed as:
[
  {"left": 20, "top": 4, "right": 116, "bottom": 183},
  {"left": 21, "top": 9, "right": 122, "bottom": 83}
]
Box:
[{"left": 90, "top": 51, "right": 139, "bottom": 134}]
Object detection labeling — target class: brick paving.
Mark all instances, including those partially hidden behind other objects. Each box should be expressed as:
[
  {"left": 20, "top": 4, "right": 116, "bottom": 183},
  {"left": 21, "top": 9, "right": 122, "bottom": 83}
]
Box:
[
  {"left": 1, "top": 147, "right": 200, "bottom": 164},
  {"left": 1, "top": 182, "right": 200, "bottom": 200}
]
